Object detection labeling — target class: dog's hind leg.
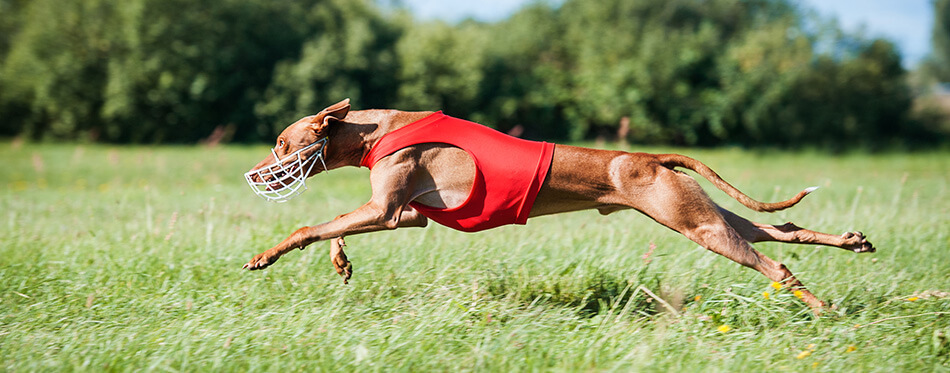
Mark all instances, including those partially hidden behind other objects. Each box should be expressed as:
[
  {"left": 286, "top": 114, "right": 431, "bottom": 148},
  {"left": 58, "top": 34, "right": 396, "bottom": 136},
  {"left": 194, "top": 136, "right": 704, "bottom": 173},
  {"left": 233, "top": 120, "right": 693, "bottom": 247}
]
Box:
[
  {"left": 683, "top": 223, "right": 826, "bottom": 311},
  {"left": 717, "top": 207, "right": 875, "bottom": 253},
  {"left": 623, "top": 167, "right": 825, "bottom": 311}
]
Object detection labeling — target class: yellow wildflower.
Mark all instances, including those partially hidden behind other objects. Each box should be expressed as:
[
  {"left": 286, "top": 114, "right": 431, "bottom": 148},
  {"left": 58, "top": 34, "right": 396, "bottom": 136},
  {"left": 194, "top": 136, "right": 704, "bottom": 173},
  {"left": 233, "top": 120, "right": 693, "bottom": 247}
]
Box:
[
  {"left": 12, "top": 180, "right": 28, "bottom": 191},
  {"left": 794, "top": 290, "right": 804, "bottom": 299},
  {"left": 907, "top": 296, "right": 919, "bottom": 301},
  {"left": 717, "top": 325, "right": 731, "bottom": 333},
  {"left": 807, "top": 343, "right": 816, "bottom": 350},
  {"left": 796, "top": 350, "right": 812, "bottom": 359},
  {"left": 846, "top": 345, "right": 857, "bottom": 353},
  {"left": 694, "top": 295, "right": 702, "bottom": 302},
  {"left": 771, "top": 282, "right": 782, "bottom": 290},
  {"left": 763, "top": 291, "right": 770, "bottom": 299}
]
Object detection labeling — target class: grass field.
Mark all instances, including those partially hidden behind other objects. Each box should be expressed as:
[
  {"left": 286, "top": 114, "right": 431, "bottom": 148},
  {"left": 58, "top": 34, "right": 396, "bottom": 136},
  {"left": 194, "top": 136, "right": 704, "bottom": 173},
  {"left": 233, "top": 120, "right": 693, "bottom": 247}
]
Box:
[{"left": 1, "top": 141, "right": 948, "bottom": 371}]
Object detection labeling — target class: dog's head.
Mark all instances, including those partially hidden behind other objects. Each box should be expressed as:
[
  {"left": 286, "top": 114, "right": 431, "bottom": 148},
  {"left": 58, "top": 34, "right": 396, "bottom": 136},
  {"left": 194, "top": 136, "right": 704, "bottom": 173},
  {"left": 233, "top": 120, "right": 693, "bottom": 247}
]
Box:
[{"left": 244, "top": 99, "right": 351, "bottom": 202}]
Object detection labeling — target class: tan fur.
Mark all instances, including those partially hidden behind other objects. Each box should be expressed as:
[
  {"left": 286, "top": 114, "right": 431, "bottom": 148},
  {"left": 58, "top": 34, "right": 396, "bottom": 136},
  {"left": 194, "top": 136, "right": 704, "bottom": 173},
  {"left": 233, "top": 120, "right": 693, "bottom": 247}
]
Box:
[{"left": 243, "top": 99, "right": 875, "bottom": 313}]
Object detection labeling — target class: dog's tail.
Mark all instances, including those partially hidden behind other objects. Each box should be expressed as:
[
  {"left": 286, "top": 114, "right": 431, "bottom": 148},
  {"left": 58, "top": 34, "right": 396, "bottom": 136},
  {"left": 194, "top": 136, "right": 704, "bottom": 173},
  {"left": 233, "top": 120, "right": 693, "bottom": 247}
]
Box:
[{"left": 655, "top": 153, "right": 818, "bottom": 212}]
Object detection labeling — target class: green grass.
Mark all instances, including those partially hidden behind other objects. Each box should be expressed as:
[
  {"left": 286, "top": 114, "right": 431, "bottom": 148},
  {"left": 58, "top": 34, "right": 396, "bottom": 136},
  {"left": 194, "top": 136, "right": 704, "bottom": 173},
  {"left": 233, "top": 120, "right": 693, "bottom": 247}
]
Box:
[{"left": 1, "top": 142, "right": 948, "bottom": 371}]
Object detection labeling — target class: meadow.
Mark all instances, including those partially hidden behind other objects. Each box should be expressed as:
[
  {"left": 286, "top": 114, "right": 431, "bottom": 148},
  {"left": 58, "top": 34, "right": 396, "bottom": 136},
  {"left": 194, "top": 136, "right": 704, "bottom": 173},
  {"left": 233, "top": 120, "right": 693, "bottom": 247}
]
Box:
[{"left": 1, "top": 141, "right": 948, "bottom": 371}]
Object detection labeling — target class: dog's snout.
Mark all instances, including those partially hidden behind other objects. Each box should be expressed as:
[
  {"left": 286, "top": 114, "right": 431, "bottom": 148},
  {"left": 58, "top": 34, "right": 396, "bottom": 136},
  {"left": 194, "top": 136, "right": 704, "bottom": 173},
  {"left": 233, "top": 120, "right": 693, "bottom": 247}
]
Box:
[
  {"left": 247, "top": 171, "right": 264, "bottom": 183},
  {"left": 245, "top": 137, "right": 327, "bottom": 202}
]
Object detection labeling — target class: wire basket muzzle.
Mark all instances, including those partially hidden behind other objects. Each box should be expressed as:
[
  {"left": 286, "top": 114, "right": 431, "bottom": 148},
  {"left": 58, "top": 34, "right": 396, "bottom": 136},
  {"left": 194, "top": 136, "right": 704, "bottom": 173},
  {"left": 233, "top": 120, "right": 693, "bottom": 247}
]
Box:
[{"left": 244, "top": 138, "right": 327, "bottom": 203}]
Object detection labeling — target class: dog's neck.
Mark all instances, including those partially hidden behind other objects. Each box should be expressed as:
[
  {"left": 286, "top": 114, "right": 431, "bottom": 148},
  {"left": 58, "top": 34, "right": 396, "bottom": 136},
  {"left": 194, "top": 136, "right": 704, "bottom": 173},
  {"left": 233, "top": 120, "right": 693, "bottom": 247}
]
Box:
[{"left": 324, "top": 109, "right": 435, "bottom": 169}]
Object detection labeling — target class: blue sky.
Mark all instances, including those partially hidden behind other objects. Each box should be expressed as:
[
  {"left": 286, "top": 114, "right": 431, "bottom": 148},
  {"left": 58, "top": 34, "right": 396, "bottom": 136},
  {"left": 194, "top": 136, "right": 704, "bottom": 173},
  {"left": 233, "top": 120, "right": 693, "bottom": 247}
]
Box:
[{"left": 398, "top": 0, "right": 934, "bottom": 67}]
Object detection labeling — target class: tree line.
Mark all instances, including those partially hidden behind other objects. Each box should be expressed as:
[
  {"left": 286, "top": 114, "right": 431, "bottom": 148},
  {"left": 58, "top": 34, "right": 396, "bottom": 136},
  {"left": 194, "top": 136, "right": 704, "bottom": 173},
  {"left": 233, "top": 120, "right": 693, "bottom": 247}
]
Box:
[{"left": 0, "top": 0, "right": 946, "bottom": 147}]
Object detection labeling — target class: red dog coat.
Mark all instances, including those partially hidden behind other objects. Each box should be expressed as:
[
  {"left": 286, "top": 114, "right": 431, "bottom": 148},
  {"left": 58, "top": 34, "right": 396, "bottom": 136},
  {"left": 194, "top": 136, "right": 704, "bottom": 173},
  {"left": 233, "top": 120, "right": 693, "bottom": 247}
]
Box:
[{"left": 360, "top": 112, "right": 555, "bottom": 232}]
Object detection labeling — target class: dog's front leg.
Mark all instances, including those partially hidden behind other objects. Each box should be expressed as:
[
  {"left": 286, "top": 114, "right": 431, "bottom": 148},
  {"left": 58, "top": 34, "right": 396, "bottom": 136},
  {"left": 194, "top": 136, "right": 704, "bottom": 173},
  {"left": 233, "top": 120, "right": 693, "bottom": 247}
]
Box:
[
  {"left": 242, "top": 202, "right": 404, "bottom": 270},
  {"left": 326, "top": 208, "right": 426, "bottom": 283},
  {"left": 243, "top": 157, "right": 422, "bottom": 271}
]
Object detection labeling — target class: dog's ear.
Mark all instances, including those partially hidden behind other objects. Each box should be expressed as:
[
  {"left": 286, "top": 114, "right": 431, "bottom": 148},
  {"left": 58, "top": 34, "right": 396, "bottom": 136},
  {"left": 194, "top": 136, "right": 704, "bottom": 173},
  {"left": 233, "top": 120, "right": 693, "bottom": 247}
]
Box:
[{"left": 309, "top": 98, "right": 351, "bottom": 132}]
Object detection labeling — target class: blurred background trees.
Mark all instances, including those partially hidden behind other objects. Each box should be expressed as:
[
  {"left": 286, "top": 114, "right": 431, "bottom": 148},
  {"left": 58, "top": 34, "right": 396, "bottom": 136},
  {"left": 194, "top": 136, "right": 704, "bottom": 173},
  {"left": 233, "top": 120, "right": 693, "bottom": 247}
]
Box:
[
  {"left": 0, "top": 0, "right": 946, "bottom": 147},
  {"left": 922, "top": 0, "right": 950, "bottom": 83}
]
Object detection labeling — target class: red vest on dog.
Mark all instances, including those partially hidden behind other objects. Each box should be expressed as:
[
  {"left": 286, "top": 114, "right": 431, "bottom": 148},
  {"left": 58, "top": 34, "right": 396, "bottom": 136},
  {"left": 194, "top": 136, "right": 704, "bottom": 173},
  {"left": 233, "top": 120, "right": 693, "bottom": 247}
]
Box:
[{"left": 360, "top": 112, "right": 555, "bottom": 232}]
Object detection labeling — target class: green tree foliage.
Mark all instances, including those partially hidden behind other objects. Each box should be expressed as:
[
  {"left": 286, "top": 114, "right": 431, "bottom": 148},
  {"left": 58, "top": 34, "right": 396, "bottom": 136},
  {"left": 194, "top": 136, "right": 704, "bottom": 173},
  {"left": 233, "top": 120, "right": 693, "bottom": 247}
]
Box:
[
  {"left": 0, "top": 0, "right": 36, "bottom": 136},
  {"left": 0, "top": 0, "right": 942, "bottom": 147},
  {"left": 97, "top": 0, "right": 323, "bottom": 142},
  {"left": 456, "top": 4, "right": 574, "bottom": 139},
  {"left": 1, "top": 0, "right": 117, "bottom": 139},
  {"left": 554, "top": 0, "right": 805, "bottom": 144},
  {"left": 914, "top": 0, "right": 950, "bottom": 142},
  {"left": 0, "top": 0, "right": 346, "bottom": 142},
  {"left": 495, "top": 0, "right": 921, "bottom": 146},
  {"left": 786, "top": 40, "right": 914, "bottom": 148},
  {"left": 254, "top": 0, "right": 403, "bottom": 137},
  {"left": 924, "top": 0, "right": 950, "bottom": 82}
]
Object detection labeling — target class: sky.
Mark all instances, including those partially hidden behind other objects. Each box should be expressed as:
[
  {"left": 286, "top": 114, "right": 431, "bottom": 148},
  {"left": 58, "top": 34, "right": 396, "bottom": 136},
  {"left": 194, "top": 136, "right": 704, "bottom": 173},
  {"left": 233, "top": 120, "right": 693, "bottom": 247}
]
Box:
[{"left": 398, "top": 0, "right": 935, "bottom": 67}]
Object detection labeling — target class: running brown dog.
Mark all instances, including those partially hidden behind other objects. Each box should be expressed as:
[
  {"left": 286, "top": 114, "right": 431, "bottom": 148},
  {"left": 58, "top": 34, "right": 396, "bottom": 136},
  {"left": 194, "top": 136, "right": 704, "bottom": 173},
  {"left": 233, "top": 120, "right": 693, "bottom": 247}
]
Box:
[{"left": 243, "top": 99, "right": 875, "bottom": 312}]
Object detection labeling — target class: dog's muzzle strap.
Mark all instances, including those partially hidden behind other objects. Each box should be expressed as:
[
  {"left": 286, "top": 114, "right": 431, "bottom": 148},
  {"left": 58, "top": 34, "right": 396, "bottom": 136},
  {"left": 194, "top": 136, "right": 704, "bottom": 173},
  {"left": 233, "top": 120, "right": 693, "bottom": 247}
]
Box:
[{"left": 244, "top": 137, "right": 328, "bottom": 203}]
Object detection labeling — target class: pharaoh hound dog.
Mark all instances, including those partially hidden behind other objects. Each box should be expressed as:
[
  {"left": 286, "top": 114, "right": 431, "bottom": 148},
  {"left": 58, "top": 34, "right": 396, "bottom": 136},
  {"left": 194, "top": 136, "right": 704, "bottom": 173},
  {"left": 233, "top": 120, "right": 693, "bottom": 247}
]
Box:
[{"left": 243, "top": 99, "right": 875, "bottom": 312}]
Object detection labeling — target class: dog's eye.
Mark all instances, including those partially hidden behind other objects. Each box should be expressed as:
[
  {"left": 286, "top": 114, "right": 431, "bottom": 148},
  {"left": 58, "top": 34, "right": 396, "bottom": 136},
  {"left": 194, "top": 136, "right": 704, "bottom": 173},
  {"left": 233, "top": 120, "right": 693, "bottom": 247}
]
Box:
[{"left": 278, "top": 140, "right": 285, "bottom": 147}]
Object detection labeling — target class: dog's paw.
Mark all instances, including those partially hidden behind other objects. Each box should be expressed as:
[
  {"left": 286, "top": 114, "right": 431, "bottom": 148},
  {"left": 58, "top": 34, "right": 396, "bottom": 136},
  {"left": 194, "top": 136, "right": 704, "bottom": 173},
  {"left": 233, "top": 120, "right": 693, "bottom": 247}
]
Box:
[
  {"left": 334, "top": 259, "right": 353, "bottom": 284},
  {"left": 330, "top": 237, "right": 352, "bottom": 284},
  {"left": 243, "top": 251, "right": 278, "bottom": 270},
  {"left": 842, "top": 231, "right": 875, "bottom": 253}
]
